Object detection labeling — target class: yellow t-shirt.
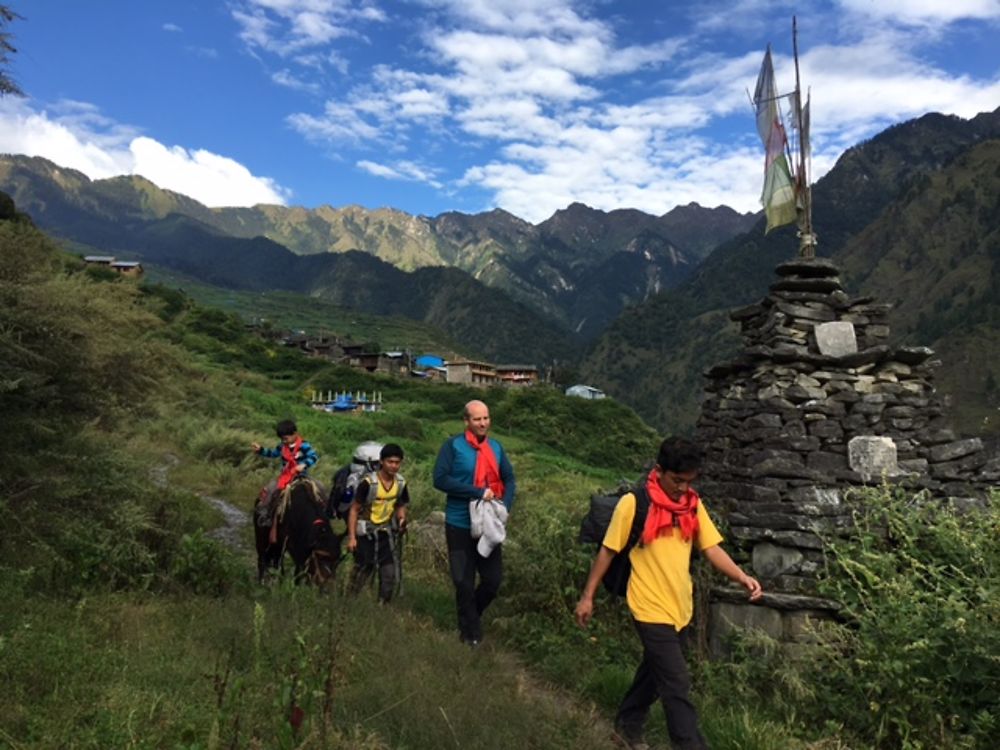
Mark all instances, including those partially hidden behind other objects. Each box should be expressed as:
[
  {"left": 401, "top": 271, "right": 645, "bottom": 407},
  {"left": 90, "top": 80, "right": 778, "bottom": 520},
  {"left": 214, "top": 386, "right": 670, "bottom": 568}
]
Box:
[
  {"left": 367, "top": 477, "right": 402, "bottom": 526},
  {"left": 602, "top": 492, "right": 723, "bottom": 629}
]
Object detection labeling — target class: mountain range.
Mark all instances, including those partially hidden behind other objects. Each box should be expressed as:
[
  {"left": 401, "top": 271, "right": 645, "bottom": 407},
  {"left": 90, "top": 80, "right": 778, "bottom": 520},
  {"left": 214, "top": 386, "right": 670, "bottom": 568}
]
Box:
[
  {"left": 0, "top": 155, "right": 755, "bottom": 339},
  {"left": 581, "top": 107, "right": 1000, "bottom": 435},
  {"left": 2, "top": 106, "right": 998, "bottom": 437}
]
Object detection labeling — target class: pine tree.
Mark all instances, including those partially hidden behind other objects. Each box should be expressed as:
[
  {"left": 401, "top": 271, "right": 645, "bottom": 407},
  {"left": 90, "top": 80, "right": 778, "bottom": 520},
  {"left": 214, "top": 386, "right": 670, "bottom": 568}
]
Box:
[{"left": 1, "top": 4, "right": 24, "bottom": 97}]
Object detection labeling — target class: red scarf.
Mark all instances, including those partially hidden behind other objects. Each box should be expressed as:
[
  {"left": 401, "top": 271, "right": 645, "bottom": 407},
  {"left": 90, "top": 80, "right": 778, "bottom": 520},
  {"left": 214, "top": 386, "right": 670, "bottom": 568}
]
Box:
[
  {"left": 277, "top": 436, "right": 303, "bottom": 490},
  {"left": 641, "top": 468, "right": 699, "bottom": 544},
  {"left": 465, "top": 430, "right": 505, "bottom": 499}
]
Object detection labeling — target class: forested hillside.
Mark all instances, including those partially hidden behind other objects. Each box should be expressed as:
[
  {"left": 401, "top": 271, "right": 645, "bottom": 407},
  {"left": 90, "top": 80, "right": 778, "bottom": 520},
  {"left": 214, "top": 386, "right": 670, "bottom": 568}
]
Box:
[
  {"left": 0, "top": 189, "right": 658, "bottom": 747},
  {"left": 0, "top": 155, "right": 755, "bottom": 337},
  {"left": 3, "top": 191, "right": 996, "bottom": 749},
  {"left": 582, "top": 107, "right": 1000, "bottom": 435}
]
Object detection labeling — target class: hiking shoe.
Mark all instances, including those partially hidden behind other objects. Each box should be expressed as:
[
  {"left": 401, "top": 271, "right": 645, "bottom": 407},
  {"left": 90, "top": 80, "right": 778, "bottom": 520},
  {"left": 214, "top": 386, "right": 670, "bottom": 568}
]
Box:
[
  {"left": 612, "top": 728, "right": 650, "bottom": 750},
  {"left": 614, "top": 738, "right": 649, "bottom": 750}
]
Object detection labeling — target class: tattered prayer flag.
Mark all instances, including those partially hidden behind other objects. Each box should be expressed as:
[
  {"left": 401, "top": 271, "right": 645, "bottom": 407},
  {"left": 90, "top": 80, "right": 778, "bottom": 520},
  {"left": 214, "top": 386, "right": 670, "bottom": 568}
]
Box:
[{"left": 754, "top": 48, "right": 797, "bottom": 233}]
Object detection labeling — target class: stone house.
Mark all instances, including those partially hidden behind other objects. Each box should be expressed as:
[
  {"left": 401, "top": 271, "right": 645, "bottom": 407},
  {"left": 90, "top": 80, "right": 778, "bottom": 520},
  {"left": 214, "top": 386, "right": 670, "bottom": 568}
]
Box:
[
  {"left": 496, "top": 364, "right": 539, "bottom": 386},
  {"left": 446, "top": 359, "right": 498, "bottom": 386}
]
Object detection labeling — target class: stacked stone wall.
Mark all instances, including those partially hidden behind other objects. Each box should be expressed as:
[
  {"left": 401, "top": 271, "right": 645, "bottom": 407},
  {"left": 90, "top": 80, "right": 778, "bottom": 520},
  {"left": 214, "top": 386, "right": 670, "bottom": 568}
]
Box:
[{"left": 697, "top": 258, "right": 999, "bottom": 650}]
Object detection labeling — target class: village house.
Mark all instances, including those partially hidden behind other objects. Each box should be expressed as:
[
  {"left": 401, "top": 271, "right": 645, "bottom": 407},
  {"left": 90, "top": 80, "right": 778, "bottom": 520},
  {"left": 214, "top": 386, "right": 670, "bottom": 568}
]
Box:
[
  {"left": 83, "top": 255, "right": 115, "bottom": 266},
  {"left": 445, "top": 359, "right": 499, "bottom": 386},
  {"left": 565, "top": 384, "right": 606, "bottom": 400},
  {"left": 278, "top": 331, "right": 346, "bottom": 361},
  {"left": 415, "top": 365, "right": 448, "bottom": 381},
  {"left": 496, "top": 364, "right": 539, "bottom": 387},
  {"left": 83, "top": 255, "right": 144, "bottom": 278},
  {"left": 110, "top": 260, "right": 144, "bottom": 278},
  {"left": 347, "top": 348, "right": 411, "bottom": 375}
]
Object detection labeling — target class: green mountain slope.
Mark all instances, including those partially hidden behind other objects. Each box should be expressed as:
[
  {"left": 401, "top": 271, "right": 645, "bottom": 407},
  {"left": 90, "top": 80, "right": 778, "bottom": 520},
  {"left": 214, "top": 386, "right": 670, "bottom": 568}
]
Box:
[
  {"left": 835, "top": 137, "right": 1000, "bottom": 429},
  {"left": 658, "top": 202, "right": 761, "bottom": 262},
  {"left": 0, "top": 194, "right": 656, "bottom": 748},
  {"left": 146, "top": 266, "right": 470, "bottom": 356},
  {"left": 581, "top": 107, "right": 1000, "bottom": 434},
  {"left": 0, "top": 155, "right": 753, "bottom": 337},
  {"left": 137, "top": 215, "right": 585, "bottom": 365},
  {"left": 5, "top": 189, "right": 994, "bottom": 750}
]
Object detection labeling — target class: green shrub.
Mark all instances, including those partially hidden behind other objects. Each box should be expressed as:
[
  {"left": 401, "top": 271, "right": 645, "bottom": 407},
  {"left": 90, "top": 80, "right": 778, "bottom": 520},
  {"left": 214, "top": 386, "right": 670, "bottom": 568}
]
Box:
[
  {"left": 809, "top": 487, "right": 1000, "bottom": 749},
  {"left": 170, "top": 531, "right": 245, "bottom": 596},
  {"left": 492, "top": 387, "right": 658, "bottom": 473},
  {"left": 184, "top": 422, "right": 256, "bottom": 466}
]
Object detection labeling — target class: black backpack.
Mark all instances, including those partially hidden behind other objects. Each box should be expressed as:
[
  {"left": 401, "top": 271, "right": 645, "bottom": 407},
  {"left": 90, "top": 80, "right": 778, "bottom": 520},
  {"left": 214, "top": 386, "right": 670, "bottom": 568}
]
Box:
[
  {"left": 326, "top": 441, "right": 384, "bottom": 519},
  {"left": 327, "top": 464, "right": 353, "bottom": 519},
  {"left": 579, "top": 484, "right": 649, "bottom": 596}
]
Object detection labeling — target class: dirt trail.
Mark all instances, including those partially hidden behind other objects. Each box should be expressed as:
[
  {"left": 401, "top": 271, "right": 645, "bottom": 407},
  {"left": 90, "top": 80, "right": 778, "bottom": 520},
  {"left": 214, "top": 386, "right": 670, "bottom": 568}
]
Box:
[
  {"left": 145, "top": 454, "right": 620, "bottom": 747},
  {"left": 149, "top": 453, "right": 250, "bottom": 552}
]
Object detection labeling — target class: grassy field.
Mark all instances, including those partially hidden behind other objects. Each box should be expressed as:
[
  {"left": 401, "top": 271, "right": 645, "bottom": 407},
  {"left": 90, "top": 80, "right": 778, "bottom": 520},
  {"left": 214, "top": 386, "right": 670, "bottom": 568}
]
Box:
[
  {"left": 145, "top": 265, "right": 470, "bottom": 357},
  {"left": 4, "top": 208, "right": 997, "bottom": 749}
]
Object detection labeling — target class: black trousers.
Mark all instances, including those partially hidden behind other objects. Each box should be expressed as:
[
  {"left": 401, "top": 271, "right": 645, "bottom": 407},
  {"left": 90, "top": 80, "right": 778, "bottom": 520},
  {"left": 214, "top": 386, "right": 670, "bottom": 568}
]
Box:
[
  {"left": 445, "top": 523, "right": 502, "bottom": 641},
  {"left": 350, "top": 530, "right": 396, "bottom": 602},
  {"left": 615, "top": 622, "right": 708, "bottom": 750}
]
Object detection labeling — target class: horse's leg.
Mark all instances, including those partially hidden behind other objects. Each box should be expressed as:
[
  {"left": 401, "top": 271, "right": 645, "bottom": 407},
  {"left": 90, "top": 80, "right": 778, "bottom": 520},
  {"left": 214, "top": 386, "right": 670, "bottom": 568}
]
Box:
[{"left": 254, "top": 520, "right": 270, "bottom": 583}]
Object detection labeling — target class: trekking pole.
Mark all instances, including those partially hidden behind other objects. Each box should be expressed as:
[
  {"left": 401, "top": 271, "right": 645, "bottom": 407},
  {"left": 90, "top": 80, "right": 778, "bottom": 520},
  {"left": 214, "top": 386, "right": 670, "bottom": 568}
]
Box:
[{"left": 393, "top": 520, "right": 405, "bottom": 598}]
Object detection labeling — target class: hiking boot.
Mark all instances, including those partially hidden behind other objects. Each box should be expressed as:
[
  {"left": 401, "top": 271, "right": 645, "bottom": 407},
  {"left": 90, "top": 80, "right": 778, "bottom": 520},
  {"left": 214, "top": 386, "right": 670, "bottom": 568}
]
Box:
[
  {"left": 612, "top": 726, "right": 650, "bottom": 750},
  {"left": 614, "top": 738, "right": 649, "bottom": 750}
]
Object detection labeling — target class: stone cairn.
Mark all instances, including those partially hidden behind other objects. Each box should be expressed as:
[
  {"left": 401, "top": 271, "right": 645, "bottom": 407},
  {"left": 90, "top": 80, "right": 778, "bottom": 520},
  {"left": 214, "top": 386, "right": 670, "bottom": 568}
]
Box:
[{"left": 695, "top": 257, "right": 998, "bottom": 651}]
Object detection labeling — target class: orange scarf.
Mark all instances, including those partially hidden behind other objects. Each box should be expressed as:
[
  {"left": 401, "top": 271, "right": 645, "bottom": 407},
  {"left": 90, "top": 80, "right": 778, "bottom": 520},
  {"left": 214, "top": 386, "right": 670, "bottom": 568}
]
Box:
[
  {"left": 465, "top": 430, "right": 505, "bottom": 499},
  {"left": 641, "top": 468, "right": 699, "bottom": 544},
  {"left": 277, "top": 436, "right": 303, "bottom": 490}
]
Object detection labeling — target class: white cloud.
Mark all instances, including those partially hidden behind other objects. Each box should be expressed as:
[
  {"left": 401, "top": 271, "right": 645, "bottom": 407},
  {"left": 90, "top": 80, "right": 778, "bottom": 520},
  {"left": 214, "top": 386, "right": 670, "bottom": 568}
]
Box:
[
  {"left": 357, "top": 159, "right": 443, "bottom": 187},
  {"left": 836, "top": 0, "right": 1000, "bottom": 25},
  {"left": 163, "top": 22, "right": 183, "bottom": 33},
  {"left": 419, "top": 0, "right": 609, "bottom": 38},
  {"left": 232, "top": 0, "right": 386, "bottom": 57},
  {"left": 0, "top": 99, "right": 290, "bottom": 207},
  {"left": 268, "top": 0, "right": 997, "bottom": 221},
  {"left": 272, "top": 68, "right": 321, "bottom": 92},
  {"left": 128, "top": 137, "right": 290, "bottom": 206},
  {"left": 288, "top": 101, "right": 382, "bottom": 142}
]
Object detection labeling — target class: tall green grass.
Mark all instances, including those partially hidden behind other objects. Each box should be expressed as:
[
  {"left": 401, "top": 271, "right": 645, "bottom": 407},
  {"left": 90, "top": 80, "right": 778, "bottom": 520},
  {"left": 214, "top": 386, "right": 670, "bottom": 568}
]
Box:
[{"left": 4, "top": 208, "right": 997, "bottom": 749}]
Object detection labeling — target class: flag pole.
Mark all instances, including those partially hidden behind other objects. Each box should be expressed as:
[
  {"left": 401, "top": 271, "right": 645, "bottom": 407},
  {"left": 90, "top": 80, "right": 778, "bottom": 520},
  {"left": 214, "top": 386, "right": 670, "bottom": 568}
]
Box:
[{"left": 792, "top": 16, "right": 816, "bottom": 258}]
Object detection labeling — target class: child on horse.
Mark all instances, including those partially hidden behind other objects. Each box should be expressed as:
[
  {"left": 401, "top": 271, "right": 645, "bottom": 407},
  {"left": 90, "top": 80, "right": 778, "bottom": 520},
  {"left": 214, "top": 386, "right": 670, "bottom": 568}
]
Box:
[{"left": 251, "top": 420, "right": 320, "bottom": 540}]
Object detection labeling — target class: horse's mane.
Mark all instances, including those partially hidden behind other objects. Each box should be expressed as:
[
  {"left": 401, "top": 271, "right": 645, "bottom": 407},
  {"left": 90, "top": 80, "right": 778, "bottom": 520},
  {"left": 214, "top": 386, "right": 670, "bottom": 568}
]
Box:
[{"left": 275, "top": 477, "right": 324, "bottom": 522}]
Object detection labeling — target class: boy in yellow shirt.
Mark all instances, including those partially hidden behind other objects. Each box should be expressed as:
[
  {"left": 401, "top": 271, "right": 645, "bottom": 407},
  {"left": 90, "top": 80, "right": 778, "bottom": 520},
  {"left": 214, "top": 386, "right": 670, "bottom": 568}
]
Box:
[
  {"left": 575, "top": 437, "right": 762, "bottom": 750},
  {"left": 347, "top": 443, "right": 410, "bottom": 602}
]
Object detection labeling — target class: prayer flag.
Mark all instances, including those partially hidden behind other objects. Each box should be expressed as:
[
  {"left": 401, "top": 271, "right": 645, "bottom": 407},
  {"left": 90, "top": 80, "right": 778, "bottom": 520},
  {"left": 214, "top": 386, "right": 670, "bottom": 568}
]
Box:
[{"left": 754, "top": 48, "right": 797, "bottom": 233}]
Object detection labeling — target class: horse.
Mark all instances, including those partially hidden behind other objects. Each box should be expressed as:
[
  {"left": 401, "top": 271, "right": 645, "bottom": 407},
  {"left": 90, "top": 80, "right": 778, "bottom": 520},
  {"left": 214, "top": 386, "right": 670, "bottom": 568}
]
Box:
[{"left": 254, "top": 478, "right": 343, "bottom": 587}]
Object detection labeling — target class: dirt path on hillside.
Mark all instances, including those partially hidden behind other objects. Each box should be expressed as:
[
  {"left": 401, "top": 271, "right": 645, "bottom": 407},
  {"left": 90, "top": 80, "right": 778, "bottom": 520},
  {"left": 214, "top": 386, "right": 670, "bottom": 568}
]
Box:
[
  {"left": 149, "top": 453, "right": 250, "bottom": 552},
  {"left": 147, "top": 455, "right": 621, "bottom": 746}
]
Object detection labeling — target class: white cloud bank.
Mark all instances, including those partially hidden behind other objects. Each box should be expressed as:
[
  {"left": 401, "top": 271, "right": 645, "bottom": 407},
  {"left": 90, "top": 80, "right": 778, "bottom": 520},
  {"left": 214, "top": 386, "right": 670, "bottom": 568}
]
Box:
[
  {"left": 6, "top": 1, "right": 998, "bottom": 222},
  {"left": 0, "top": 99, "right": 290, "bottom": 207},
  {"left": 247, "top": 0, "right": 1000, "bottom": 221}
]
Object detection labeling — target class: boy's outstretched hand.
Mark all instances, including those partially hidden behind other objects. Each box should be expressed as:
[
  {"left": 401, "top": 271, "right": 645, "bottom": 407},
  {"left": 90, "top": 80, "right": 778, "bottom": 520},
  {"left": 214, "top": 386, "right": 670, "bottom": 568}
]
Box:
[
  {"left": 574, "top": 596, "right": 594, "bottom": 628},
  {"left": 741, "top": 574, "right": 763, "bottom": 602},
  {"left": 250, "top": 442, "right": 262, "bottom": 453}
]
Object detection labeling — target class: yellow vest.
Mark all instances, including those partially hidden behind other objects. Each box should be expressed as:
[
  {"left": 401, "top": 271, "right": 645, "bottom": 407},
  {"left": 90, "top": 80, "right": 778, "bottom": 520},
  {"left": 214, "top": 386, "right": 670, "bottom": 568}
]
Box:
[
  {"left": 362, "top": 472, "right": 405, "bottom": 526},
  {"left": 602, "top": 492, "right": 723, "bottom": 629}
]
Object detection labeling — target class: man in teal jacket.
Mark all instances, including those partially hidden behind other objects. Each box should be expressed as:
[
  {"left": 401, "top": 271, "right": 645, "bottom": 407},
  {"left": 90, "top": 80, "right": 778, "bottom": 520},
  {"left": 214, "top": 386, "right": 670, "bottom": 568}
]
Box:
[{"left": 433, "top": 399, "right": 516, "bottom": 647}]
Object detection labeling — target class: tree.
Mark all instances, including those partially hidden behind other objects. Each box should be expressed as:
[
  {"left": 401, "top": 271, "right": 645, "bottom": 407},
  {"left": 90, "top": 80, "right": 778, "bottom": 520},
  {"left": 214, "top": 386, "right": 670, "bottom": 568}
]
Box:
[{"left": 1, "top": 5, "right": 24, "bottom": 97}]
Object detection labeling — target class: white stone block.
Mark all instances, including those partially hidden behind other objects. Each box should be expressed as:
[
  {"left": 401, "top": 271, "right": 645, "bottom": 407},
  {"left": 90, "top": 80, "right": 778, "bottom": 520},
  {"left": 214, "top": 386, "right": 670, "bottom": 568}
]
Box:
[
  {"left": 848, "top": 436, "right": 899, "bottom": 481},
  {"left": 814, "top": 321, "right": 858, "bottom": 357}
]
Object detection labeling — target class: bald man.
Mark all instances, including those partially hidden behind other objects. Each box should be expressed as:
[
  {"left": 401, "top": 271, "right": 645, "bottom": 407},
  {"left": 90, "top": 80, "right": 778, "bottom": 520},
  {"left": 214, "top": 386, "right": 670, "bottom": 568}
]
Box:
[{"left": 433, "top": 400, "right": 516, "bottom": 647}]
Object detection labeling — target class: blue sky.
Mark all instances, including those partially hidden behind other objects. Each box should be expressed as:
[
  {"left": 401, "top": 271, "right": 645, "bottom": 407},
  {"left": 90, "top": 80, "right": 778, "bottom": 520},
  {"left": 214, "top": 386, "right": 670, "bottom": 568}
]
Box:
[{"left": 2, "top": 0, "right": 998, "bottom": 222}]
